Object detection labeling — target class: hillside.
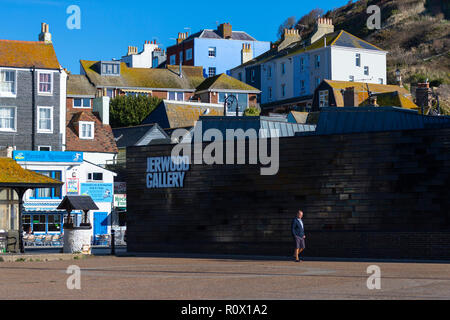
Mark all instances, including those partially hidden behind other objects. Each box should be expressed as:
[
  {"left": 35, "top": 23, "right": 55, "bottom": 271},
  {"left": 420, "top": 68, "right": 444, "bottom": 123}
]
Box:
[{"left": 278, "top": 0, "right": 450, "bottom": 113}]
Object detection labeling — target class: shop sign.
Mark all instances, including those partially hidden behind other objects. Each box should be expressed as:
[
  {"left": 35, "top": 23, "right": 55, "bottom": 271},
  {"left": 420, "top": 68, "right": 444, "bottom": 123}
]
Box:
[
  {"left": 13, "top": 151, "right": 83, "bottom": 163},
  {"left": 114, "top": 194, "right": 127, "bottom": 208},
  {"left": 146, "top": 156, "right": 189, "bottom": 189},
  {"left": 66, "top": 178, "right": 79, "bottom": 194},
  {"left": 80, "top": 183, "right": 113, "bottom": 203}
]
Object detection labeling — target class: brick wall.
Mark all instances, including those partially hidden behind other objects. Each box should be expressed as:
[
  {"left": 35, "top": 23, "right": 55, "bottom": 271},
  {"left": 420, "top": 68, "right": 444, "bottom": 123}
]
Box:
[{"left": 126, "top": 127, "right": 450, "bottom": 259}]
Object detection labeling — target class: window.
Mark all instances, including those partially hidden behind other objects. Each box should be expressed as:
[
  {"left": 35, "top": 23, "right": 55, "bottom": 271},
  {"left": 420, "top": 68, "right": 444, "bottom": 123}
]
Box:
[
  {"left": 38, "top": 146, "right": 51, "bottom": 151},
  {"left": 0, "top": 106, "right": 16, "bottom": 132},
  {"left": 300, "top": 58, "right": 304, "bottom": 72},
  {"left": 106, "top": 89, "right": 115, "bottom": 98},
  {"left": 102, "top": 63, "right": 119, "bottom": 75},
  {"left": 300, "top": 80, "right": 305, "bottom": 93},
  {"left": 319, "top": 90, "right": 329, "bottom": 107},
  {"left": 31, "top": 171, "right": 62, "bottom": 200},
  {"left": 281, "top": 84, "right": 286, "bottom": 97},
  {"left": 79, "top": 121, "right": 94, "bottom": 139},
  {"left": 47, "top": 214, "right": 61, "bottom": 232},
  {"left": 315, "top": 77, "right": 321, "bottom": 87},
  {"left": 349, "top": 75, "right": 354, "bottom": 82},
  {"left": 379, "top": 78, "right": 384, "bottom": 84},
  {"left": 356, "top": 53, "right": 361, "bottom": 67},
  {"left": 38, "top": 72, "right": 52, "bottom": 94},
  {"left": 268, "top": 87, "right": 272, "bottom": 99},
  {"left": 170, "top": 55, "right": 176, "bottom": 65},
  {"left": 37, "top": 106, "right": 53, "bottom": 133},
  {"left": 267, "top": 66, "right": 272, "bottom": 78},
  {"left": 73, "top": 98, "right": 91, "bottom": 108},
  {"left": 218, "top": 92, "right": 248, "bottom": 112},
  {"left": 168, "top": 91, "right": 184, "bottom": 101},
  {"left": 185, "top": 48, "right": 193, "bottom": 61},
  {"left": 31, "top": 215, "right": 46, "bottom": 232},
  {"left": 208, "top": 67, "right": 216, "bottom": 78},
  {"left": 238, "top": 73, "right": 242, "bottom": 81},
  {"left": 88, "top": 172, "right": 103, "bottom": 181},
  {"left": 281, "top": 63, "right": 285, "bottom": 75},
  {"left": 0, "top": 69, "right": 16, "bottom": 95},
  {"left": 180, "top": 51, "right": 183, "bottom": 62},
  {"left": 208, "top": 47, "right": 216, "bottom": 57},
  {"left": 364, "top": 66, "right": 369, "bottom": 76},
  {"left": 251, "top": 70, "right": 255, "bottom": 81},
  {"left": 315, "top": 55, "right": 320, "bottom": 68}
]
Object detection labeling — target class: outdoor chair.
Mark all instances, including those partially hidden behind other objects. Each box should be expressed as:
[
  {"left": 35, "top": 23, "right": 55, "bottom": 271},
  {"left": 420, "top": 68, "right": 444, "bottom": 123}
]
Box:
[
  {"left": 43, "top": 235, "right": 53, "bottom": 246},
  {"left": 51, "top": 235, "right": 61, "bottom": 246}
]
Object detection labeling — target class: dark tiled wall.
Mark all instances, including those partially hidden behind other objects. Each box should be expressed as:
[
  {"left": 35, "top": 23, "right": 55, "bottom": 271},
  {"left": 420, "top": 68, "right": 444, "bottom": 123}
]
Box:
[{"left": 126, "top": 127, "right": 450, "bottom": 259}]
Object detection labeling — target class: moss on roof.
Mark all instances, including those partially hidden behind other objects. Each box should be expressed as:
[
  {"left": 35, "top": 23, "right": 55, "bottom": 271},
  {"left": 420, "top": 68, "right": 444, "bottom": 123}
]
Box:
[
  {"left": 196, "top": 73, "right": 260, "bottom": 92},
  {"left": 80, "top": 60, "right": 204, "bottom": 90},
  {"left": 165, "top": 103, "right": 224, "bottom": 128},
  {"left": 67, "top": 74, "right": 96, "bottom": 96},
  {"left": 0, "top": 158, "right": 63, "bottom": 186},
  {"left": 0, "top": 40, "right": 60, "bottom": 69}
]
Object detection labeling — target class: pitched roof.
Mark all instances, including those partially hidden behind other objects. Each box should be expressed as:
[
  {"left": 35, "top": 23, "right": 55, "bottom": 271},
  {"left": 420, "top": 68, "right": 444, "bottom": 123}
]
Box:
[
  {"left": 80, "top": 60, "right": 204, "bottom": 90},
  {"left": 67, "top": 74, "right": 96, "bottom": 96},
  {"left": 112, "top": 123, "right": 168, "bottom": 148},
  {"left": 177, "top": 29, "right": 256, "bottom": 43},
  {"left": 57, "top": 195, "right": 99, "bottom": 211},
  {"left": 0, "top": 40, "right": 60, "bottom": 69},
  {"left": 196, "top": 73, "right": 260, "bottom": 92},
  {"left": 0, "top": 158, "right": 63, "bottom": 187},
  {"left": 323, "top": 80, "right": 417, "bottom": 109},
  {"left": 66, "top": 111, "right": 119, "bottom": 153},
  {"left": 234, "top": 29, "right": 384, "bottom": 70}
]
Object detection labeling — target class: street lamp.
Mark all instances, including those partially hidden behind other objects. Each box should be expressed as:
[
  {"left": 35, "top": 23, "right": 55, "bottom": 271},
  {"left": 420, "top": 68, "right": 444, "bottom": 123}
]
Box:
[
  {"left": 395, "top": 68, "right": 402, "bottom": 87},
  {"left": 223, "top": 94, "right": 239, "bottom": 116}
]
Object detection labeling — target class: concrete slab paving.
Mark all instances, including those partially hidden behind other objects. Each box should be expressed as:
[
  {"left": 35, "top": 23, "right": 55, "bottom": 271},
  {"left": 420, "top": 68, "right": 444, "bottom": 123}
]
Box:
[{"left": 0, "top": 255, "right": 449, "bottom": 300}]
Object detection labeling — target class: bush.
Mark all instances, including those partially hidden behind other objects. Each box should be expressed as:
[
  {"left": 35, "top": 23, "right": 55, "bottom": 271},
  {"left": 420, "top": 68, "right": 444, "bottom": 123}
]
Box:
[
  {"left": 110, "top": 95, "right": 162, "bottom": 128},
  {"left": 244, "top": 107, "right": 261, "bottom": 116}
]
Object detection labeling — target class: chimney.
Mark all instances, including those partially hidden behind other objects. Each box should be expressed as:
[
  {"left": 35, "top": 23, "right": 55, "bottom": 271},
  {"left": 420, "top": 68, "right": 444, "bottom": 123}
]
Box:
[
  {"left": 38, "top": 22, "right": 52, "bottom": 43},
  {"left": 177, "top": 32, "right": 188, "bottom": 44},
  {"left": 241, "top": 43, "right": 252, "bottom": 64},
  {"left": 217, "top": 23, "right": 232, "bottom": 39},
  {"left": 416, "top": 82, "right": 431, "bottom": 114},
  {"left": 93, "top": 97, "right": 110, "bottom": 125},
  {"left": 343, "top": 87, "right": 359, "bottom": 107},
  {"left": 278, "top": 28, "right": 301, "bottom": 51},
  {"left": 310, "top": 17, "right": 334, "bottom": 44},
  {"left": 127, "top": 46, "right": 138, "bottom": 55}
]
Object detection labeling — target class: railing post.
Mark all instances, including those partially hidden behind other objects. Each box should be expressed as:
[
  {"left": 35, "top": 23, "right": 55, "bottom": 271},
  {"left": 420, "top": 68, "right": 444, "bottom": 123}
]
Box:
[{"left": 111, "top": 229, "right": 115, "bottom": 255}]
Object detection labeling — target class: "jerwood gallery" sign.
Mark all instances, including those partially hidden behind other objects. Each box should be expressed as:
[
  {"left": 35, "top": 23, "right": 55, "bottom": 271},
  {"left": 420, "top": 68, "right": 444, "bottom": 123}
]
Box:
[{"left": 146, "top": 156, "right": 190, "bottom": 189}]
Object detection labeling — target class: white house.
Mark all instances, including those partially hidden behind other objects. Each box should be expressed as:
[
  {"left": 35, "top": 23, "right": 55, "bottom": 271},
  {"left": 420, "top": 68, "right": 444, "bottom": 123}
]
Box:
[
  {"left": 231, "top": 18, "right": 387, "bottom": 112},
  {"left": 13, "top": 150, "right": 116, "bottom": 242}
]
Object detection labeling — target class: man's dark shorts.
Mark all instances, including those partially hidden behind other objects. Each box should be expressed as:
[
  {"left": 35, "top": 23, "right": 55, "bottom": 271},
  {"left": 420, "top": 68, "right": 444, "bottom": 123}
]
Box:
[{"left": 293, "top": 236, "right": 305, "bottom": 249}]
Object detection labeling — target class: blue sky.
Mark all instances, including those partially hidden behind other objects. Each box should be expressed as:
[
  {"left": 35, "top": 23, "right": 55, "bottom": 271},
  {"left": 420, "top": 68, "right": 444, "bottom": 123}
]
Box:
[{"left": 0, "top": 0, "right": 350, "bottom": 73}]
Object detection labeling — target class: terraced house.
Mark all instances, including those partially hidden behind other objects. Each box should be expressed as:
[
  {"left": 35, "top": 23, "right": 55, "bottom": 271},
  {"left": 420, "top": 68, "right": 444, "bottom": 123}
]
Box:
[
  {"left": 0, "top": 23, "right": 67, "bottom": 151},
  {"left": 79, "top": 60, "right": 205, "bottom": 101},
  {"left": 230, "top": 18, "right": 388, "bottom": 113}
]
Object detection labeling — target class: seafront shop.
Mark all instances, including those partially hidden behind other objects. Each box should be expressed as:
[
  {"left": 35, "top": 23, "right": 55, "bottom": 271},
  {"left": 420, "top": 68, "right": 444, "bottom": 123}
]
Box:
[{"left": 12, "top": 151, "right": 116, "bottom": 239}]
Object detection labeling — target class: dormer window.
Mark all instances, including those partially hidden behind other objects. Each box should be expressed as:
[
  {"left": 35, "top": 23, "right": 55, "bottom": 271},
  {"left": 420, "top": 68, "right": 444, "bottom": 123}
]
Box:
[
  {"left": 79, "top": 121, "right": 94, "bottom": 139},
  {"left": 101, "top": 62, "right": 120, "bottom": 76}
]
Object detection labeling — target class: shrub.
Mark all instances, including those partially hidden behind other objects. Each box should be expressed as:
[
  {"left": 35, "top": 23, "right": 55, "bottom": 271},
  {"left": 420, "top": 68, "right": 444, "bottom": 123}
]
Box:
[
  {"left": 110, "top": 95, "right": 162, "bottom": 128},
  {"left": 244, "top": 107, "right": 261, "bottom": 116}
]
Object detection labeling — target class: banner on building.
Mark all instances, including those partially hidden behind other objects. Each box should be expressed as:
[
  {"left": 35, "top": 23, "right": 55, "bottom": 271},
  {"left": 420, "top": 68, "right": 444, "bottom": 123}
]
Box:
[
  {"left": 114, "top": 194, "right": 127, "bottom": 208},
  {"left": 66, "top": 178, "right": 80, "bottom": 194},
  {"left": 80, "top": 183, "right": 113, "bottom": 203}
]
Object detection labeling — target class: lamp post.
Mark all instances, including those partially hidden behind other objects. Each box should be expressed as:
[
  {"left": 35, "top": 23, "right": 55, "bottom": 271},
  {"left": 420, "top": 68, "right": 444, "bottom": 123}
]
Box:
[
  {"left": 395, "top": 68, "right": 402, "bottom": 87},
  {"left": 223, "top": 94, "right": 238, "bottom": 116}
]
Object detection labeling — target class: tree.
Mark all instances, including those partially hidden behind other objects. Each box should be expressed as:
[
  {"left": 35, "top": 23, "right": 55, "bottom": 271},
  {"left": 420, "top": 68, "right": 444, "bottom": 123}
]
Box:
[
  {"left": 277, "top": 16, "right": 297, "bottom": 39},
  {"left": 109, "top": 95, "right": 162, "bottom": 128},
  {"left": 243, "top": 106, "right": 261, "bottom": 116}
]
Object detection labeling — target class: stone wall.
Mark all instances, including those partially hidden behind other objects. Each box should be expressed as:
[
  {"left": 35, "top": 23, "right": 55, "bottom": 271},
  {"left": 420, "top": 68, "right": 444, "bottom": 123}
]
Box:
[{"left": 126, "top": 127, "right": 450, "bottom": 259}]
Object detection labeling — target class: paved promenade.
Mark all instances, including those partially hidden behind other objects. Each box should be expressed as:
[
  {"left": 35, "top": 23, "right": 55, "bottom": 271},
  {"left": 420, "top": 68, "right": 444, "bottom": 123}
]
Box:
[{"left": 0, "top": 254, "right": 449, "bottom": 300}]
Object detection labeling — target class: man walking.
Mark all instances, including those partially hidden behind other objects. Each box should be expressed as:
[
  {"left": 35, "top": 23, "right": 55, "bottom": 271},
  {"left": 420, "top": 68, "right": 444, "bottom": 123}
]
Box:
[{"left": 292, "top": 210, "right": 306, "bottom": 262}]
